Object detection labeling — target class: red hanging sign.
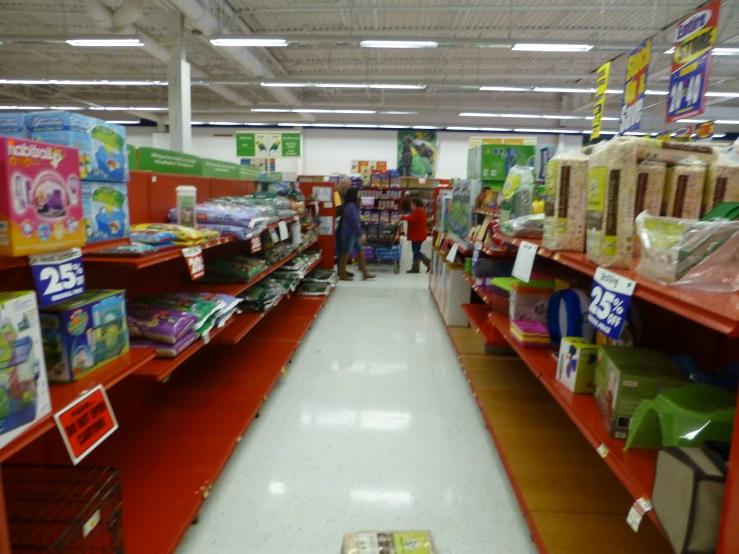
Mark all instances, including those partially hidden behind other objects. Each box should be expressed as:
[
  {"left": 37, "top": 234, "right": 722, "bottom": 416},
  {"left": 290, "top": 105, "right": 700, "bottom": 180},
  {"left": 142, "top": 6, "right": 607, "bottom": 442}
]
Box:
[{"left": 182, "top": 246, "right": 205, "bottom": 280}]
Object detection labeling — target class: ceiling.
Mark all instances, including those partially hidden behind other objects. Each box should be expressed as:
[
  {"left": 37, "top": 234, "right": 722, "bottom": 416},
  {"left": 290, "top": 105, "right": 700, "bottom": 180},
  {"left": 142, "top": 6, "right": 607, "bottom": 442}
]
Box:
[{"left": 0, "top": 0, "right": 738, "bottom": 135}]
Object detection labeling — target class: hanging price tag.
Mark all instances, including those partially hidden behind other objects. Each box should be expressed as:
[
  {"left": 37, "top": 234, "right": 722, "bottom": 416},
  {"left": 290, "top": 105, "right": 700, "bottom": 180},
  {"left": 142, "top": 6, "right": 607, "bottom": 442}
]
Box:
[
  {"left": 626, "top": 497, "right": 652, "bottom": 532},
  {"left": 54, "top": 386, "right": 118, "bottom": 465},
  {"left": 29, "top": 248, "right": 86, "bottom": 307},
  {"left": 446, "top": 243, "right": 459, "bottom": 263},
  {"left": 269, "top": 229, "right": 280, "bottom": 243},
  {"left": 278, "top": 220, "right": 289, "bottom": 240},
  {"left": 512, "top": 241, "right": 538, "bottom": 282},
  {"left": 251, "top": 236, "right": 262, "bottom": 253},
  {"left": 182, "top": 246, "right": 205, "bottom": 280},
  {"left": 588, "top": 267, "right": 636, "bottom": 339}
]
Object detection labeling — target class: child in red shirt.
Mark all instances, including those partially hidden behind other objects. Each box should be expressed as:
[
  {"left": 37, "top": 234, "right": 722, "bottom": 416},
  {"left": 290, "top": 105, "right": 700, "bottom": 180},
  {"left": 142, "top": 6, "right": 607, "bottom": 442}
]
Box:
[{"left": 401, "top": 198, "right": 430, "bottom": 273}]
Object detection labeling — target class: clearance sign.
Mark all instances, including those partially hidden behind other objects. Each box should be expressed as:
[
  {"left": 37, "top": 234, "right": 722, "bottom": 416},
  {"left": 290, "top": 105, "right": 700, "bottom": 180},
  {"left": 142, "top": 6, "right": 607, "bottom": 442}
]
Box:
[
  {"left": 590, "top": 62, "right": 611, "bottom": 141},
  {"left": 619, "top": 38, "right": 652, "bottom": 133},
  {"left": 666, "top": 0, "right": 721, "bottom": 123}
]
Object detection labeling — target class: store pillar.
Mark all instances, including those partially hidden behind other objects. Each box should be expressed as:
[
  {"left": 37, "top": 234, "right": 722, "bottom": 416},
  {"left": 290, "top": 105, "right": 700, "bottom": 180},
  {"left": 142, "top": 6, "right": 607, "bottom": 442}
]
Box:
[{"left": 168, "top": 13, "right": 192, "bottom": 154}]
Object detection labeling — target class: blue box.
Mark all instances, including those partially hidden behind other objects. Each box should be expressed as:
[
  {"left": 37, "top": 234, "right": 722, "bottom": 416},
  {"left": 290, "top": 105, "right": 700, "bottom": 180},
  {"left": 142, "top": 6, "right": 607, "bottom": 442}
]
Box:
[
  {"left": 0, "top": 113, "right": 29, "bottom": 138},
  {"left": 25, "top": 112, "right": 129, "bottom": 182},
  {"left": 40, "top": 290, "right": 129, "bottom": 383},
  {"left": 82, "top": 182, "right": 130, "bottom": 243}
]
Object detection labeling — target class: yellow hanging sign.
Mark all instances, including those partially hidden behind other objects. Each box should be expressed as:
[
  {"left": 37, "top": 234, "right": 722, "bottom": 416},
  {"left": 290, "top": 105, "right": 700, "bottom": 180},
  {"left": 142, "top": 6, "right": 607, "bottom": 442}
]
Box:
[{"left": 591, "top": 62, "right": 611, "bottom": 142}]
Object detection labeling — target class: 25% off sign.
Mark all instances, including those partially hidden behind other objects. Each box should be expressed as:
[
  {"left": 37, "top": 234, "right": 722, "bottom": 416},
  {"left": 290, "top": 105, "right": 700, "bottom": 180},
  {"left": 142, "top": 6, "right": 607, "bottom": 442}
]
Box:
[{"left": 587, "top": 268, "right": 636, "bottom": 340}]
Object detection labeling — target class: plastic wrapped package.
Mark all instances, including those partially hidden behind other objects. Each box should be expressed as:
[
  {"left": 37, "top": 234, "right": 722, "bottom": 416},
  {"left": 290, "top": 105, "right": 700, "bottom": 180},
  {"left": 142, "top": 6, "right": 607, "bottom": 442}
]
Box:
[
  {"left": 636, "top": 212, "right": 739, "bottom": 291},
  {"left": 126, "top": 308, "right": 198, "bottom": 344},
  {"left": 130, "top": 331, "right": 198, "bottom": 358},
  {"left": 342, "top": 531, "right": 436, "bottom": 554},
  {"left": 635, "top": 161, "right": 667, "bottom": 216},
  {"left": 704, "top": 157, "right": 739, "bottom": 214},
  {"left": 586, "top": 139, "right": 637, "bottom": 268},
  {"left": 168, "top": 202, "right": 265, "bottom": 228},
  {"left": 128, "top": 295, "right": 220, "bottom": 332},
  {"left": 499, "top": 165, "right": 535, "bottom": 223},
  {"left": 501, "top": 213, "right": 544, "bottom": 238},
  {"left": 212, "top": 196, "right": 278, "bottom": 219},
  {"left": 626, "top": 137, "right": 718, "bottom": 165},
  {"left": 663, "top": 164, "right": 706, "bottom": 219},
  {"left": 542, "top": 152, "right": 589, "bottom": 251},
  {"left": 198, "top": 223, "right": 256, "bottom": 240},
  {"left": 131, "top": 223, "right": 209, "bottom": 246}
]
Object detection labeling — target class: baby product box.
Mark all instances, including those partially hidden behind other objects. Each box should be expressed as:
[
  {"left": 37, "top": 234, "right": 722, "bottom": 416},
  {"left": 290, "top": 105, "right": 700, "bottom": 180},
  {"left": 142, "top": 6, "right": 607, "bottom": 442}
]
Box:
[
  {"left": 0, "top": 291, "right": 52, "bottom": 450},
  {"left": 556, "top": 337, "right": 599, "bottom": 393},
  {"left": 82, "top": 182, "right": 130, "bottom": 243},
  {"left": 40, "top": 290, "right": 129, "bottom": 384},
  {"left": 0, "top": 137, "right": 85, "bottom": 257},
  {"left": 25, "top": 112, "right": 129, "bottom": 182},
  {"left": 593, "top": 346, "right": 689, "bottom": 439},
  {"left": 0, "top": 113, "right": 29, "bottom": 139}
]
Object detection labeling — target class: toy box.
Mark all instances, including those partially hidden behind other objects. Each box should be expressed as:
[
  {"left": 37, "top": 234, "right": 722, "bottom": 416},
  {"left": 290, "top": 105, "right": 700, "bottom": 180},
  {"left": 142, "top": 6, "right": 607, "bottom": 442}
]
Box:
[
  {"left": 82, "top": 181, "right": 130, "bottom": 243},
  {"left": 0, "top": 137, "right": 85, "bottom": 257},
  {"left": 593, "top": 346, "right": 689, "bottom": 439},
  {"left": 557, "top": 337, "right": 599, "bottom": 393},
  {"left": 0, "top": 113, "right": 28, "bottom": 138},
  {"left": 0, "top": 291, "right": 52, "bottom": 450},
  {"left": 40, "top": 290, "right": 129, "bottom": 383},
  {"left": 25, "top": 112, "right": 128, "bottom": 182}
]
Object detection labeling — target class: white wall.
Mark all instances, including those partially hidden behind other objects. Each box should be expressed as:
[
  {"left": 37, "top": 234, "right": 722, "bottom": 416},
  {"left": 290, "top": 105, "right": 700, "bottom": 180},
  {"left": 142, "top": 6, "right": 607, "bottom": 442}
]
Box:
[{"left": 125, "top": 126, "right": 579, "bottom": 180}]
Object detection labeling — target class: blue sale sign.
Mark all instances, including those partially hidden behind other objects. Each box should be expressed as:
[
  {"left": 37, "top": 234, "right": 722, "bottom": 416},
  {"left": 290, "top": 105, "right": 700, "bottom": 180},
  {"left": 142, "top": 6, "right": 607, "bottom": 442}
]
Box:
[
  {"left": 587, "top": 268, "right": 636, "bottom": 340},
  {"left": 666, "top": 0, "right": 721, "bottom": 123},
  {"left": 29, "top": 248, "right": 86, "bottom": 307},
  {"left": 619, "top": 38, "right": 652, "bottom": 134}
]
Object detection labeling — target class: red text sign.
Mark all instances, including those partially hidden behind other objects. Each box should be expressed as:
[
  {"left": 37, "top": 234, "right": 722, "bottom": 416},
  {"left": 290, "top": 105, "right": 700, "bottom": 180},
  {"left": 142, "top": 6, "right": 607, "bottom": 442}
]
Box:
[
  {"left": 54, "top": 386, "right": 118, "bottom": 464},
  {"left": 182, "top": 246, "right": 205, "bottom": 280}
]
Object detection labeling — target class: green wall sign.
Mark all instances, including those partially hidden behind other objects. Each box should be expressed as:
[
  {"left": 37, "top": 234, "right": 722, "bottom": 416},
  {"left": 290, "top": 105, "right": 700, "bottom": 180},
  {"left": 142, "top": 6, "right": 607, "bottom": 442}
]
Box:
[
  {"left": 236, "top": 131, "right": 301, "bottom": 158},
  {"left": 137, "top": 147, "right": 202, "bottom": 175},
  {"left": 236, "top": 133, "right": 256, "bottom": 157},
  {"left": 281, "top": 133, "right": 301, "bottom": 156},
  {"left": 239, "top": 165, "right": 263, "bottom": 180},
  {"left": 201, "top": 158, "right": 240, "bottom": 179}
]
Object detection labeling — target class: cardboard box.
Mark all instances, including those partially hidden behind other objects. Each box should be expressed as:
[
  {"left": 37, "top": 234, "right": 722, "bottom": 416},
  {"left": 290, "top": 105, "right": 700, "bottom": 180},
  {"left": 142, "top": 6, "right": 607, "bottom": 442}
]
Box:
[
  {"left": 25, "top": 112, "right": 129, "bottom": 182},
  {"left": 594, "top": 346, "right": 688, "bottom": 439},
  {"left": 40, "top": 290, "right": 129, "bottom": 383},
  {"left": 556, "top": 337, "right": 599, "bottom": 393},
  {"left": 0, "top": 137, "right": 85, "bottom": 257},
  {"left": 0, "top": 291, "right": 52, "bottom": 450},
  {"left": 0, "top": 113, "right": 29, "bottom": 139},
  {"left": 81, "top": 181, "right": 130, "bottom": 243}
]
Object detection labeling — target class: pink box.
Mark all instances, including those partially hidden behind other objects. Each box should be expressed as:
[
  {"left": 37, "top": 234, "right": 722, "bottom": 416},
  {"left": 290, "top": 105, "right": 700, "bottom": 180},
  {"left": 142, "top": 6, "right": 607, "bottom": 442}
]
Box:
[{"left": 0, "top": 138, "right": 85, "bottom": 257}]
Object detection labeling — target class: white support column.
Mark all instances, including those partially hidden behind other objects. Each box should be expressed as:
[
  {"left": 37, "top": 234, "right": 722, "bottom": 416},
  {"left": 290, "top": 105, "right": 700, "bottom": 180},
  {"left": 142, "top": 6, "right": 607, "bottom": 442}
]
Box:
[{"left": 168, "top": 14, "right": 192, "bottom": 153}]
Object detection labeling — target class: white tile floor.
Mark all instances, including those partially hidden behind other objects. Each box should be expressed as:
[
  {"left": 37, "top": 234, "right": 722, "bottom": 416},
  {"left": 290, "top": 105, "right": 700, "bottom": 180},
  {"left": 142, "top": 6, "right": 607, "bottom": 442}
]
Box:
[{"left": 176, "top": 240, "right": 536, "bottom": 554}]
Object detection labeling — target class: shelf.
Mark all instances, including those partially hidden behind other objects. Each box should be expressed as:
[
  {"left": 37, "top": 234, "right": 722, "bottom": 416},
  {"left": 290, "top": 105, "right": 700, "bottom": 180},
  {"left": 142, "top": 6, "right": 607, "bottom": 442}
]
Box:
[
  {"left": 83, "top": 236, "right": 235, "bottom": 269},
  {"left": 460, "top": 303, "right": 507, "bottom": 347},
  {"left": 0, "top": 348, "right": 156, "bottom": 463},
  {"left": 301, "top": 222, "right": 320, "bottom": 232},
  {"left": 493, "top": 231, "right": 739, "bottom": 337},
  {"left": 211, "top": 312, "right": 266, "bottom": 346},
  {"left": 80, "top": 238, "right": 132, "bottom": 255}
]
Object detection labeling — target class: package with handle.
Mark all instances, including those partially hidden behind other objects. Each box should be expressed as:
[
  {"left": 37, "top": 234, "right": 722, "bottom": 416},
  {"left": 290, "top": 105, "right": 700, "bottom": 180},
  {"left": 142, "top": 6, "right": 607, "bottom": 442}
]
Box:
[{"left": 542, "top": 151, "right": 589, "bottom": 251}]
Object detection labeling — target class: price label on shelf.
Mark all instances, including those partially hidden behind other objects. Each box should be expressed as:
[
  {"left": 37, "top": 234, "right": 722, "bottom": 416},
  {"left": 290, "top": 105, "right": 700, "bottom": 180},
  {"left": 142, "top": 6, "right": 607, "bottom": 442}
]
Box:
[
  {"left": 278, "top": 220, "right": 289, "bottom": 241},
  {"left": 250, "top": 236, "right": 262, "bottom": 253},
  {"left": 626, "top": 497, "right": 652, "bottom": 532},
  {"left": 182, "top": 246, "right": 205, "bottom": 281},
  {"left": 511, "top": 241, "right": 538, "bottom": 283},
  {"left": 29, "top": 248, "right": 86, "bottom": 307},
  {"left": 269, "top": 229, "right": 280, "bottom": 244},
  {"left": 54, "top": 386, "right": 118, "bottom": 465},
  {"left": 588, "top": 268, "right": 636, "bottom": 340},
  {"left": 446, "top": 243, "right": 459, "bottom": 263}
]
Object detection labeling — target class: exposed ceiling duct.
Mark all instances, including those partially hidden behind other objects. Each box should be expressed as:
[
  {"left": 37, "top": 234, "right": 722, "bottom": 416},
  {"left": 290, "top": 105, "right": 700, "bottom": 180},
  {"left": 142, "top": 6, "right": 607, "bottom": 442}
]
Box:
[{"left": 83, "top": 0, "right": 144, "bottom": 32}]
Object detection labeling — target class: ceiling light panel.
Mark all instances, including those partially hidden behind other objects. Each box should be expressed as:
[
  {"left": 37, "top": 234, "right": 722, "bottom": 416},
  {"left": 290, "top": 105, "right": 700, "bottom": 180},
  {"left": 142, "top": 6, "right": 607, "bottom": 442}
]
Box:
[
  {"left": 369, "top": 84, "right": 426, "bottom": 89},
  {"left": 66, "top": 38, "right": 143, "bottom": 47},
  {"left": 316, "top": 83, "right": 367, "bottom": 88},
  {"left": 261, "top": 82, "right": 312, "bottom": 87},
  {"left": 513, "top": 43, "right": 593, "bottom": 52},
  {"left": 480, "top": 86, "right": 531, "bottom": 92},
  {"left": 360, "top": 40, "right": 437, "bottom": 48},
  {"left": 211, "top": 38, "right": 287, "bottom": 47}
]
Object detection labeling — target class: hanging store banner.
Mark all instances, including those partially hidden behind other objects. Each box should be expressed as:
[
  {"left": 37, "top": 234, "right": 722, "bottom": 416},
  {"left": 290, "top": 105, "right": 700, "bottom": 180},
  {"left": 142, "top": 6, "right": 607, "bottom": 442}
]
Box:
[
  {"left": 696, "top": 120, "right": 716, "bottom": 139},
  {"left": 398, "top": 130, "right": 437, "bottom": 177},
  {"left": 619, "top": 38, "right": 652, "bottom": 134},
  {"left": 236, "top": 132, "right": 301, "bottom": 158},
  {"left": 666, "top": 0, "right": 722, "bottom": 123},
  {"left": 590, "top": 62, "right": 611, "bottom": 141}
]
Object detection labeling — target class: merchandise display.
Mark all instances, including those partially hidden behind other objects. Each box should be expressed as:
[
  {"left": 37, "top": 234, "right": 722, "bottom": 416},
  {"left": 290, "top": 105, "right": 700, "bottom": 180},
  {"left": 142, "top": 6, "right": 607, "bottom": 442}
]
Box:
[
  {"left": 663, "top": 164, "right": 706, "bottom": 220},
  {"left": 0, "top": 137, "right": 85, "bottom": 257},
  {"left": 127, "top": 308, "right": 198, "bottom": 344},
  {"left": 542, "top": 152, "right": 589, "bottom": 252},
  {"left": 176, "top": 185, "right": 197, "bottom": 227},
  {"left": 0, "top": 291, "right": 51, "bottom": 450},
  {"left": 342, "top": 531, "right": 436, "bottom": 554},
  {"left": 556, "top": 337, "right": 599, "bottom": 393},
  {"left": 81, "top": 181, "right": 130, "bottom": 242},
  {"left": 499, "top": 165, "right": 535, "bottom": 224},
  {"left": 128, "top": 294, "right": 221, "bottom": 337},
  {"left": 0, "top": 113, "right": 29, "bottom": 138},
  {"left": 510, "top": 320, "right": 550, "bottom": 348},
  {"left": 40, "top": 290, "right": 129, "bottom": 384},
  {"left": 130, "top": 223, "right": 215, "bottom": 246},
  {"left": 704, "top": 158, "right": 739, "bottom": 214},
  {"left": 500, "top": 213, "right": 544, "bottom": 238},
  {"left": 509, "top": 278, "right": 554, "bottom": 325}
]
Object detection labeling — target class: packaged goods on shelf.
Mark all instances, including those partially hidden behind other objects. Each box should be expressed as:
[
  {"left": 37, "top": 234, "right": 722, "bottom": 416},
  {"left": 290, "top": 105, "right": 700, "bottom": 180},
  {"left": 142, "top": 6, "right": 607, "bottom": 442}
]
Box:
[
  {"left": 197, "top": 223, "right": 256, "bottom": 240},
  {"left": 304, "top": 268, "right": 338, "bottom": 287},
  {"left": 542, "top": 152, "right": 589, "bottom": 252},
  {"left": 501, "top": 213, "right": 544, "bottom": 238},
  {"left": 586, "top": 139, "right": 637, "bottom": 268},
  {"left": 499, "top": 165, "right": 535, "bottom": 224},
  {"left": 635, "top": 212, "right": 739, "bottom": 291},
  {"left": 81, "top": 181, "right": 130, "bottom": 243},
  {"left": 93, "top": 242, "right": 174, "bottom": 257},
  {"left": 168, "top": 201, "right": 267, "bottom": 230},
  {"left": 129, "top": 294, "right": 221, "bottom": 337},
  {"left": 651, "top": 447, "right": 726, "bottom": 554},
  {"left": 127, "top": 308, "right": 198, "bottom": 344},
  {"left": 704, "top": 157, "right": 739, "bottom": 214},
  {"left": 593, "top": 346, "right": 689, "bottom": 439},
  {"left": 130, "top": 223, "right": 216, "bottom": 246},
  {"left": 175, "top": 185, "right": 197, "bottom": 227},
  {"left": 25, "top": 112, "right": 129, "bottom": 182},
  {"left": 510, "top": 320, "right": 550, "bottom": 349},
  {"left": 509, "top": 278, "right": 554, "bottom": 325},
  {"left": 663, "top": 164, "right": 706, "bottom": 219},
  {"left": 131, "top": 331, "right": 198, "bottom": 358},
  {"left": 239, "top": 279, "right": 288, "bottom": 312},
  {"left": 206, "top": 257, "right": 268, "bottom": 282},
  {"left": 556, "top": 337, "right": 599, "bottom": 393},
  {"left": 0, "top": 291, "right": 51, "bottom": 450},
  {"left": 0, "top": 113, "right": 29, "bottom": 138},
  {"left": 0, "top": 138, "right": 85, "bottom": 257},
  {"left": 546, "top": 288, "right": 594, "bottom": 347},
  {"left": 342, "top": 531, "right": 436, "bottom": 554},
  {"left": 487, "top": 277, "right": 514, "bottom": 315},
  {"left": 635, "top": 161, "right": 667, "bottom": 216},
  {"left": 629, "top": 137, "right": 717, "bottom": 166},
  {"left": 41, "top": 290, "right": 129, "bottom": 384}
]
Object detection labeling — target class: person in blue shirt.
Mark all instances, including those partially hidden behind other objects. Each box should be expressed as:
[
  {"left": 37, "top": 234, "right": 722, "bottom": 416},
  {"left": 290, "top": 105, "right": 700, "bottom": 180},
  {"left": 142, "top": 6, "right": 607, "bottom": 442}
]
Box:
[{"left": 339, "top": 188, "right": 376, "bottom": 281}]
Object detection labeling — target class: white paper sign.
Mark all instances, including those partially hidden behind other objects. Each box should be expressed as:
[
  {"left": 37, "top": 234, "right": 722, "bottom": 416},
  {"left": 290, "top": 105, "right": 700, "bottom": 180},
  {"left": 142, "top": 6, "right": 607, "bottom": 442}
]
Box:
[
  {"left": 291, "top": 222, "right": 302, "bottom": 247},
  {"left": 278, "top": 220, "right": 289, "bottom": 240},
  {"left": 319, "top": 216, "right": 333, "bottom": 236},
  {"left": 446, "top": 243, "right": 459, "bottom": 263},
  {"left": 512, "top": 241, "right": 538, "bottom": 282},
  {"left": 313, "top": 186, "right": 332, "bottom": 203},
  {"left": 626, "top": 497, "right": 652, "bottom": 532}
]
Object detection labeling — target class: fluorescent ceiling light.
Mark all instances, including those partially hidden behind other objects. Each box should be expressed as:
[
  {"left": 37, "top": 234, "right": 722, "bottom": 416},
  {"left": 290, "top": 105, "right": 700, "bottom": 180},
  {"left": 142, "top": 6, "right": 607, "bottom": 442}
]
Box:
[
  {"left": 534, "top": 87, "right": 594, "bottom": 93},
  {"left": 347, "top": 124, "right": 380, "bottom": 128},
  {"left": 106, "top": 120, "right": 139, "bottom": 124},
  {"left": 245, "top": 122, "right": 269, "bottom": 126},
  {"left": 0, "top": 79, "right": 165, "bottom": 86},
  {"left": 208, "top": 121, "right": 241, "bottom": 125},
  {"left": 480, "top": 86, "right": 530, "bottom": 92},
  {"left": 514, "top": 128, "right": 582, "bottom": 134},
  {"left": 332, "top": 109, "right": 377, "bottom": 114},
  {"left": 624, "top": 131, "right": 648, "bottom": 136},
  {"left": 480, "top": 127, "right": 511, "bottom": 132},
  {"left": 460, "top": 112, "right": 499, "bottom": 117},
  {"left": 66, "top": 38, "right": 143, "bottom": 47},
  {"left": 360, "top": 40, "right": 437, "bottom": 49},
  {"left": 706, "top": 91, "right": 739, "bottom": 98},
  {"left": 278, "top": 123, "right": 309, "bottom": 126},
  {"left": 311, "top": 123, "right": 346, "bottom": 127},
  {"left": 587, "top": 130, "right": 618, "bottom": 135},
  {"left": 605, "top": 89, "right": 622, "bottom": 94},
  {"left": 261, "top": 82, "right": 312, "bottom": 87},
  {"left": 251, "top": 108, "right": 292, "bottom": 113},
  {"left": 677, "top": 119, "right": 705, "bottom": 123},
  {"left": 665, "top": 47, "right": 739, "bottom": 56},
  {"left": 513, "top": 43, "right": 593, "bottom": 52},
  {"left": 645, "top": 90, "right": 669, "bottom": 96},
  {"left": 211, "top": 38, "right": 287, "bottom": 47},
  {"left": 714, "top": 133, "right": 727, "bottom": 138},
  {"left": 498, "top": 113, "right": 542, "bottom": 119},
  {"left": 381, "top": 111, "right": 418, "bottom": 115},
  {"left": 0, "top": 105, "right": 44, "bottom": 110},
  {"left": 716, "top": 120, "right": 739, "bottom": 124},
  {"left": 293, "top": 109, "right": 332, "bottom": 113},
  {"left": 542, "top": 115, "right": 585, "bottom": 120},
  {"left": 585, "top": 116, "right": 619, "bottom": 121},
  {"left": 127, "top": 107, "right": 168, "bottom": 111},
  {"left": 378, "top": 124, "right": 410, "bottom": 128},
  {"left": 50, "top": 106, "right": 84, "bottom": 110},
  {"left": 191, "top": 121, "right": 206, "bottom": 125},
  {"left": 413, "top": 126, "right": 438, "bottom": 129},
  {"left": 369, "top": 84, "right": 426, "bottom": 89},
  {"left": 446, "top": 127, "right": 481, "bottom": 131},
  {"left": 316, "top": 83, "right": 367, "bottom": 88}
]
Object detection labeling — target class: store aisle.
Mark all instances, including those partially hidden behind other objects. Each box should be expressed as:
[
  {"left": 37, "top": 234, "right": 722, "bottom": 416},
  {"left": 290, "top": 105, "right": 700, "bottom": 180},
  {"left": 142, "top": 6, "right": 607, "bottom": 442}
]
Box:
[{"left": 177, "top": 249, "right": 536, "bottom": 554}]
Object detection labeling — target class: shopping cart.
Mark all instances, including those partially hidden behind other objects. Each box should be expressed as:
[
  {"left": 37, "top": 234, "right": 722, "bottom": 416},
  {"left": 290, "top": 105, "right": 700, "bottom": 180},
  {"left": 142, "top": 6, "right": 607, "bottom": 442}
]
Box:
[{"left": 357, "top": 223, "right": 402, "bottom": 274}]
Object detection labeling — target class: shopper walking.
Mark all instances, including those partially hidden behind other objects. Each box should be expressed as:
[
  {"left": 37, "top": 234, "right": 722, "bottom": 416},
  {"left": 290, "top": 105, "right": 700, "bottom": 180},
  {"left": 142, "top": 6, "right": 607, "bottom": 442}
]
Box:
[
  {"left": 339, "top": 188, "right": 376, "bottom": 281},
  {"left": 401, "top": 198, "right": 430, "bottom": 273},
  {"left": 334, "top": 177, "right": 354, "bottom": 278}
]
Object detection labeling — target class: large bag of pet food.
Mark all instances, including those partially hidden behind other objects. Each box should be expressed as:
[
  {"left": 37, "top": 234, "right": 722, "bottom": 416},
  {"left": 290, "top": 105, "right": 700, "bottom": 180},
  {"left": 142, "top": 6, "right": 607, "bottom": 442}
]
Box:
[
  {"left": 663, "top": 163, "right": 706, "bottom": 220},
  {"left": 542, "top": 152, "right": 589, "bottom": 252}
]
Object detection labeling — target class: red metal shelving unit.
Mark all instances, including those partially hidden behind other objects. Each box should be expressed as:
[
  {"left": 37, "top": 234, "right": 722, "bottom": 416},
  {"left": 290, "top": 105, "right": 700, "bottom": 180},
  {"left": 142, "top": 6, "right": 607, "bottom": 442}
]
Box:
[{"left": 460, "top": 303, "right": 507, "bottom": 347}]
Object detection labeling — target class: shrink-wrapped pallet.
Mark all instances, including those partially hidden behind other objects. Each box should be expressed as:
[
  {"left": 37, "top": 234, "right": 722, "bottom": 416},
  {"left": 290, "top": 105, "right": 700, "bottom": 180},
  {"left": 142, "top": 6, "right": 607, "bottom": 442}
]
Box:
[
  {"left": 663, "top": 164, "right": 706, "bottom": 220},
  {"left": 542, "top": 152, "right": 589, "bottom": 252}
]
